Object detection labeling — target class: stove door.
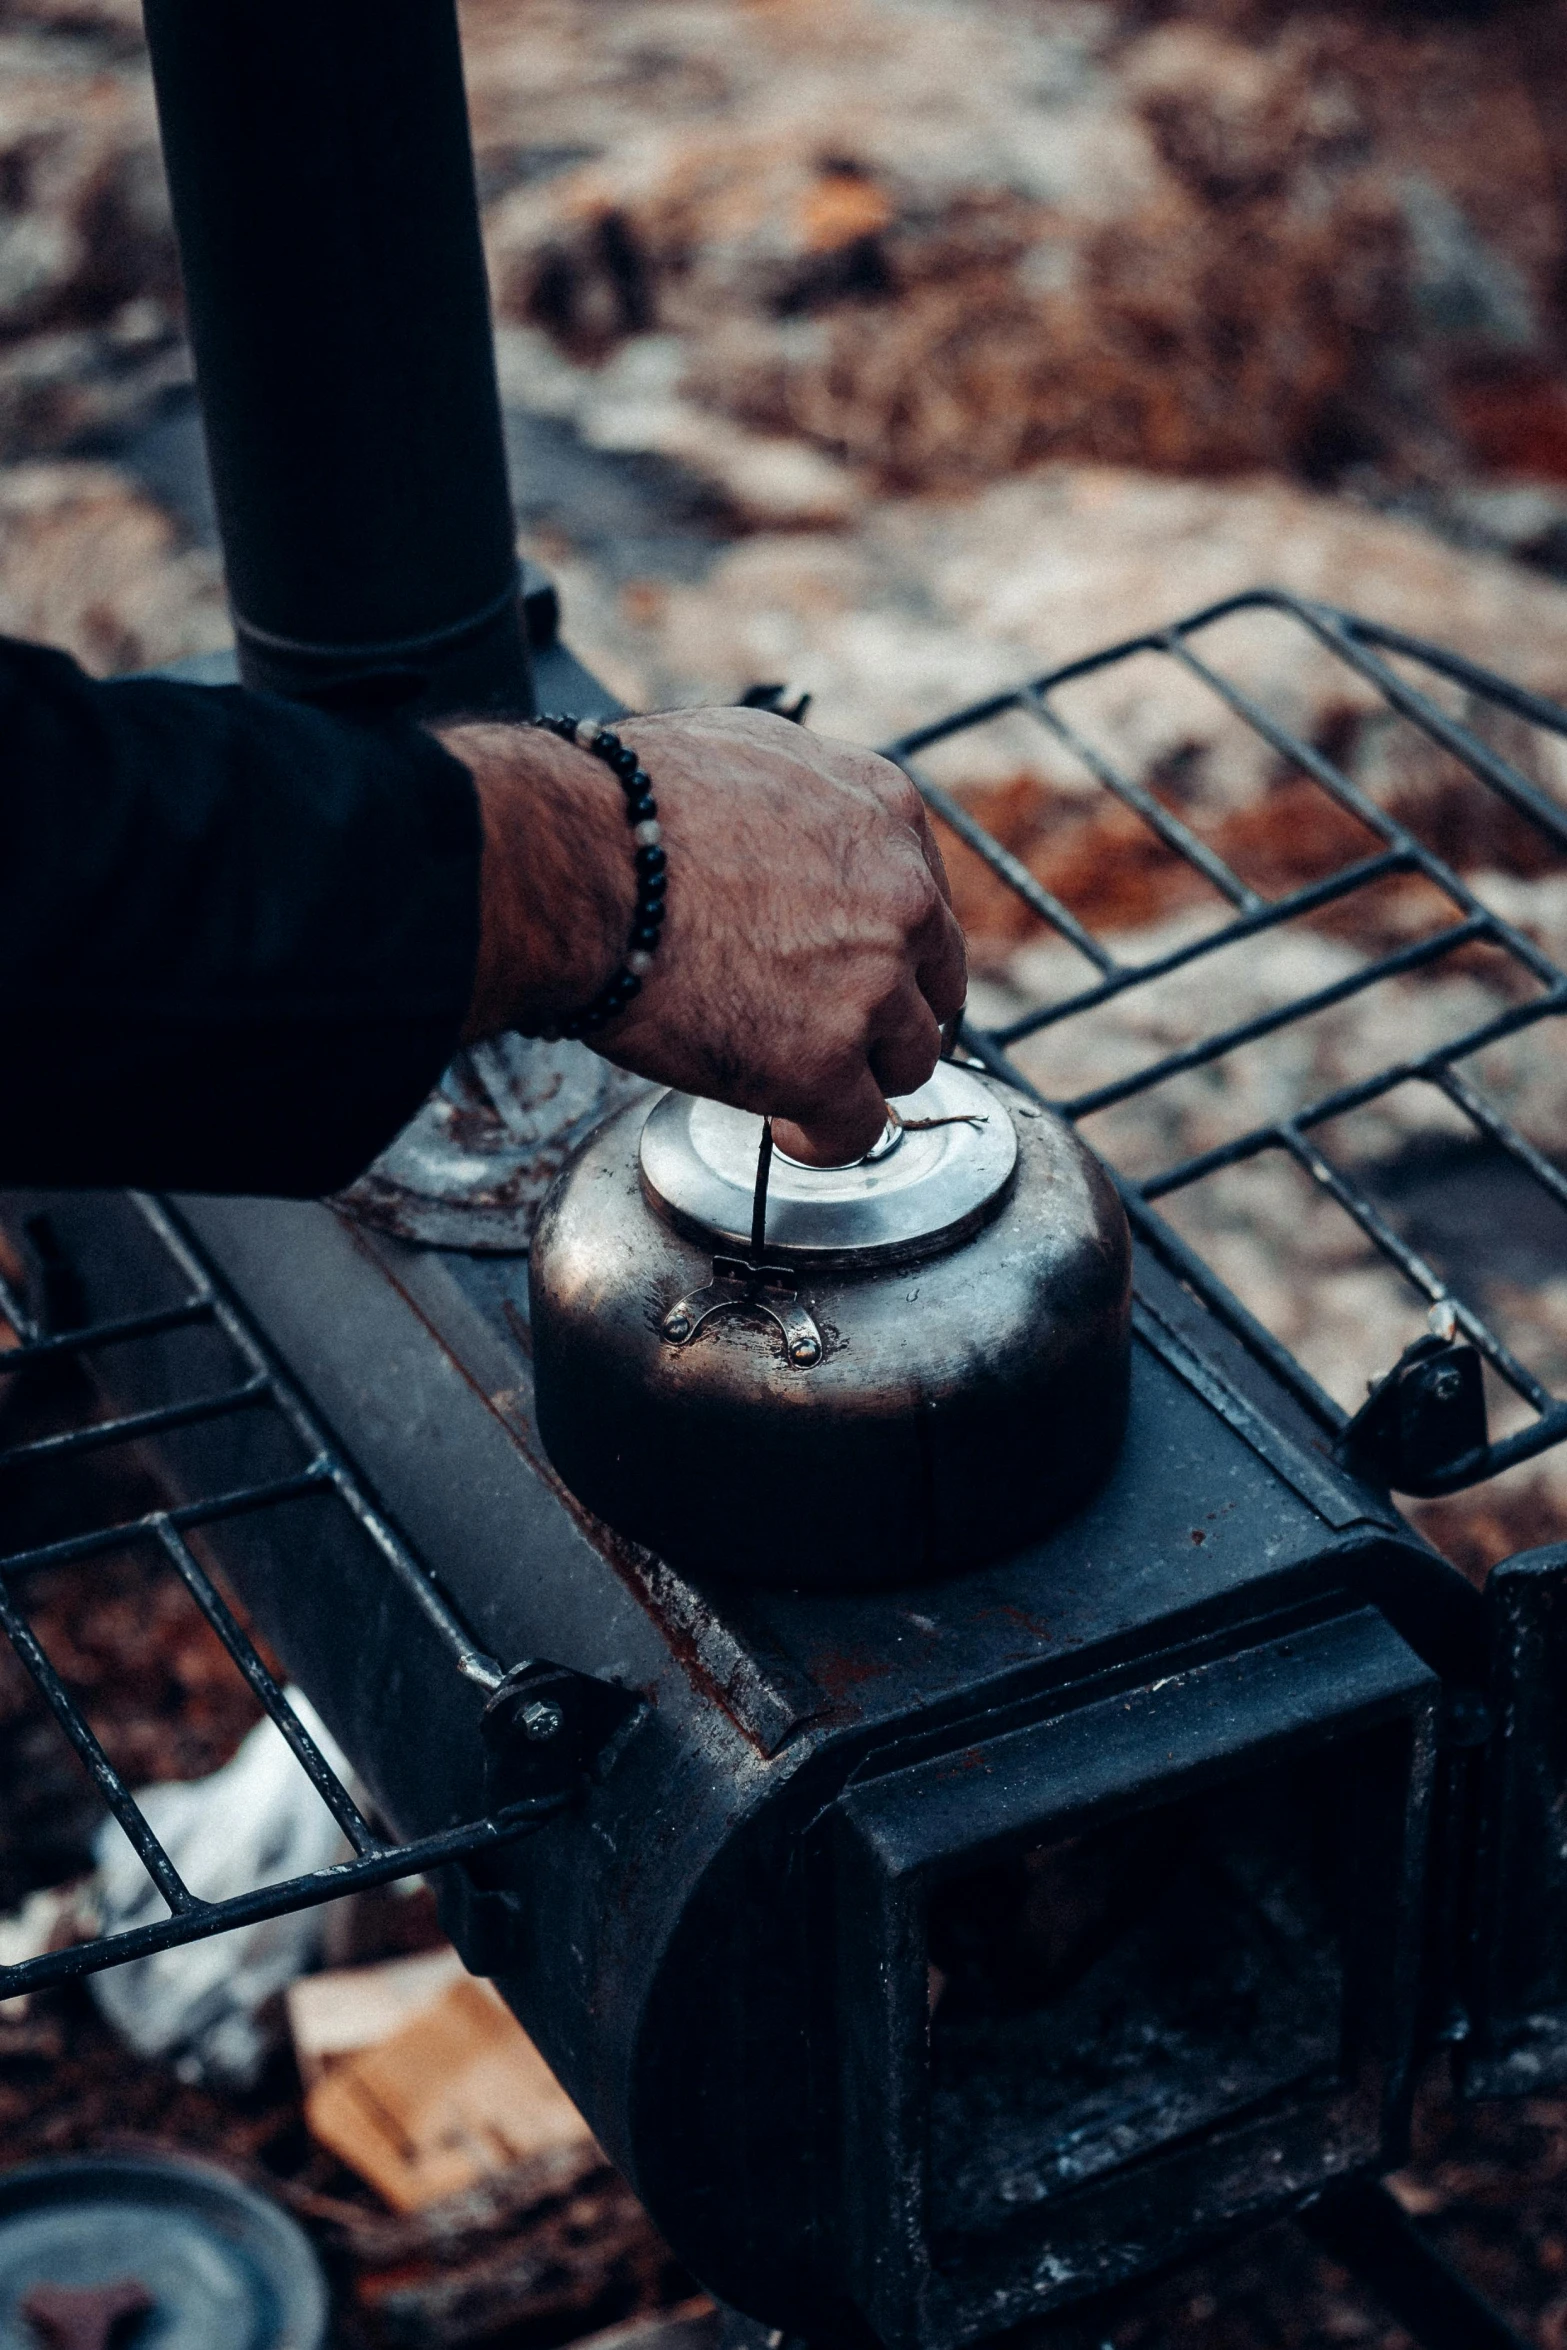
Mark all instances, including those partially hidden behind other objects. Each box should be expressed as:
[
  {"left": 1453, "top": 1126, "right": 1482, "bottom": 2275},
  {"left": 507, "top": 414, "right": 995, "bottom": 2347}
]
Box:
[
  {"left": 1464, "top": 1541, "right": 1567, "bottom": 2096},
  {"left": 833, "top": 1606, "right": 1439, "bottom": 2350}
]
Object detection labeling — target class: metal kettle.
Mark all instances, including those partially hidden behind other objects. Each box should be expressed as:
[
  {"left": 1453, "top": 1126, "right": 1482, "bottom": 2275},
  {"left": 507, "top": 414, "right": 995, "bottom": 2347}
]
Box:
[{"left": 528, "top": 1063, "right": 1133, "bottom": 1588}]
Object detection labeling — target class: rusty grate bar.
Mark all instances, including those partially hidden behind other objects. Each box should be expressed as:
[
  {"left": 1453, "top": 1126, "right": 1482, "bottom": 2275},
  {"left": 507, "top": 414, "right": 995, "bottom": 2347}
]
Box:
[
  {"left": 0, "top": 1196, "right": 556, "bottom": 1997},
  {"left": 885, "top": 588, "right": 1567, "bottom": 1492}
]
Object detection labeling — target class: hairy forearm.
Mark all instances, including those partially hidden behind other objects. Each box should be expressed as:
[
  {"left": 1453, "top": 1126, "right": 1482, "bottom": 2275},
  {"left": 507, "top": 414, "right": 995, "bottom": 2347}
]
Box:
[{"left": 440, "top": 720, "right": 630, "bottom": 1043}]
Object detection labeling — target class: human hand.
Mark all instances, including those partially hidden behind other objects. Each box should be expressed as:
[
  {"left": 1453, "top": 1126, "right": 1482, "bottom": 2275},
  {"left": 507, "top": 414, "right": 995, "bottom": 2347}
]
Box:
[{"left": 446, "top": 705, "right": 966, "bottom": 1165}]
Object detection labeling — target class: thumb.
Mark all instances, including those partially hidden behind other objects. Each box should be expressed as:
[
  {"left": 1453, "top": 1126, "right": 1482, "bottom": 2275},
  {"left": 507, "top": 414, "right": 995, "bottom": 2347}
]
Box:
[{"left": 772, "top": 1067, "right": 889, "bottom": 1168}]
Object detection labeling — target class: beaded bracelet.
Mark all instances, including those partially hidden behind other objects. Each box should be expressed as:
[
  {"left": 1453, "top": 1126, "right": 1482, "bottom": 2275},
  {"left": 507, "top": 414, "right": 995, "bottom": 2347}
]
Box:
[{"left": 524, "top": 714, "right": 668, "bottom": 1041}]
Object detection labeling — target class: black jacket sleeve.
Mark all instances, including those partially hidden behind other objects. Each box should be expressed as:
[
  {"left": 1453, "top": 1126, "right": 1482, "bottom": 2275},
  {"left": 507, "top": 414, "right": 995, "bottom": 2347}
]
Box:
[{"left": 0, "top": 636, "right": 482, "bottom": 1197}]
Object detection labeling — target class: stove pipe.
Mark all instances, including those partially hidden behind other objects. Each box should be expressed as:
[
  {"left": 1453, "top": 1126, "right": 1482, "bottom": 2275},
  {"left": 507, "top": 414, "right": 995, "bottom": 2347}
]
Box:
[{"left": 141, "top": 0, "right": 532, "bottom": 720}]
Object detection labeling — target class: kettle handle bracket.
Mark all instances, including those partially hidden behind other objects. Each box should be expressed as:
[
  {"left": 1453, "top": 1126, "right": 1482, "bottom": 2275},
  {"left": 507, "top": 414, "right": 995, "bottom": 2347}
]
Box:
[{"left": 660, "top": 1255, "right": 823, "bottom": 1368}]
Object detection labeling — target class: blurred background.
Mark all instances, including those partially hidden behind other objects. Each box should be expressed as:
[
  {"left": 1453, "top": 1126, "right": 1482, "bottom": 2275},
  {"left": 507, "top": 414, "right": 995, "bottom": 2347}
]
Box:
[{"left": 11, "top": 0, "right": 1567, "bottom": 700}]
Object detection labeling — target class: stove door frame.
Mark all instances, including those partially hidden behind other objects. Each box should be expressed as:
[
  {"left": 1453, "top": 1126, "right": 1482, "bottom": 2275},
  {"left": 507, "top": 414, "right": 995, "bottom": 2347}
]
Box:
[
  {"left": 833, "top": 1606, "right": 1439, "bottom": 2350},
  {"left": 1464, "top": 1541, "right": 1567, "bottom": 2097}
]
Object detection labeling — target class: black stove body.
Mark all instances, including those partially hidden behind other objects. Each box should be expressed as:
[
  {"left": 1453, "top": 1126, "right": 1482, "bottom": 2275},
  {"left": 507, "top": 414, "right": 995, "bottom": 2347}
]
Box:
[
  {"left": 4, "top": 5, "right": 1567, "bottom": 2346},
  {"left": 15, "top": 575, "right": 1567, "bottom": 2345},
  {"left": 0, "top": 1183, "right": 1465, "bottom": 2348}
]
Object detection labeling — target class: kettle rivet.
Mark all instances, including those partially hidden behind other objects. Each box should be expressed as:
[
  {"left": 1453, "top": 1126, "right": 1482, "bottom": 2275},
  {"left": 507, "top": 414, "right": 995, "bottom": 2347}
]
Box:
[
  {"left": 664, "top": 1311, "right": 692, "bottom": 1340},
  {"left": 520, "top": 1699, "right": 565, "bottom": 1742},
  {"left": 789, "top": 1335, "right": 821, "bottom": 1366}
]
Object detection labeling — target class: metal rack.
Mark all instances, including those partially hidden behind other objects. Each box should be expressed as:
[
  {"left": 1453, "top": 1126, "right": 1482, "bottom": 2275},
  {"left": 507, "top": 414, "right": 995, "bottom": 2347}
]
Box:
[
  {"left": 5, "top": 586, "right": 1567, "bottom": 2003},
  {"left": 0, "top": 1194, "right": 561, "bottom": 2000},
  {"left": 887, "top": 588, "right": 1567, "bottom": 1497}
]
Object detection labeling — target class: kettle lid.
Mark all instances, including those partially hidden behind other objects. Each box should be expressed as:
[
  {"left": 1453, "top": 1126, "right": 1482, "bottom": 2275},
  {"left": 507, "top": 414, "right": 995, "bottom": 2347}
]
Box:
[{"left": 638, "top": 1062, "right": 1018, "bottom": 1267}]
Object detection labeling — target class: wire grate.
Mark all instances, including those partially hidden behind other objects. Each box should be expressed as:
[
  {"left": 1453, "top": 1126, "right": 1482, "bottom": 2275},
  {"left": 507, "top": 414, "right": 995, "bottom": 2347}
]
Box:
[
  {"left": 885, "top": 588, "right": 1567, "bottom": 1493},
  {"left": 0, "top": 1195, "right": 557, "bottom": 1999},
  {"left": 2, "top": 584, "right": 1561, "bottom": 1991}
]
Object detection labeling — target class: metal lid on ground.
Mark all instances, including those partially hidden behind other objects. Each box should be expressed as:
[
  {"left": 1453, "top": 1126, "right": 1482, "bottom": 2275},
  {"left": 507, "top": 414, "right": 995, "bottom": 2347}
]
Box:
[
  {"left": 0, "top": 2152, "right": 329, "bottom": 2350},
  {"left": 637, "top": 1061, "right": 1018, "bottom": 1268}
]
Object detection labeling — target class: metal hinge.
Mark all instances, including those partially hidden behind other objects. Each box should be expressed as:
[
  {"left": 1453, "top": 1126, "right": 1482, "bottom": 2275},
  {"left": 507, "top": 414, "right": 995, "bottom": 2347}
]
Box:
[{"left": 1337, "top": 1328, "right": 1489, "bottom": 1496}]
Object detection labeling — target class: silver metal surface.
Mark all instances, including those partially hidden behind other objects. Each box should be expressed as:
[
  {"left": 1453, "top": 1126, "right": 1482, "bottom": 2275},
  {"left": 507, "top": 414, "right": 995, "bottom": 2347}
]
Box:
[
  {"left": 334, "top": 1034, "right": 653, "bottom": 1253},
  {"left": 638, "top": 1063, "right": 1017, "bottom": 1269},
  {"left": 531, "top": 1072, "right": 1132, "bottom": 1586},
  {"left": 660, "top": 1256, "right": 826, "bottom": 1366}
]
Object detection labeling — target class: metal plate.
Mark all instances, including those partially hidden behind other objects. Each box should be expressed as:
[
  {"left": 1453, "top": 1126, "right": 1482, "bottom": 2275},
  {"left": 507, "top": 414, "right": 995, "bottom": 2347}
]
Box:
[
  {"left": 638, "top": 1063, "right": 1018, "bottom": 1265},
  {"left": 0, "top": 2154, "right": 329, "bottom": 2350}
]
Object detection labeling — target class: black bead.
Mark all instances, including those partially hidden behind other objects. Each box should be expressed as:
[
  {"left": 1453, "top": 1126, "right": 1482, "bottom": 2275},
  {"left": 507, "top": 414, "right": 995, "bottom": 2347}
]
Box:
[{"left": 529, "top": 717, "right": 664, "bottom": 1033}]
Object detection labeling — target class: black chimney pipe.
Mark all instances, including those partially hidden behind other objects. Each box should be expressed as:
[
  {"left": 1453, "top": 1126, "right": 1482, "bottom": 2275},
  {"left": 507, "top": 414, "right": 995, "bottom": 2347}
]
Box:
[{"left": 141, "top": 0, "right": 532, "bottom": 720}]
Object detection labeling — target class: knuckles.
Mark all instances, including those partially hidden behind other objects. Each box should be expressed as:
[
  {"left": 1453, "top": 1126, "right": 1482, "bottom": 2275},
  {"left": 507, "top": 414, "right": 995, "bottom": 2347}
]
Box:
[
  {"left": 853, "top": 756, "right": 926, "bottom": 833},
  {"left": 879, "top": 855, "right": 943, "bottom": 941}
]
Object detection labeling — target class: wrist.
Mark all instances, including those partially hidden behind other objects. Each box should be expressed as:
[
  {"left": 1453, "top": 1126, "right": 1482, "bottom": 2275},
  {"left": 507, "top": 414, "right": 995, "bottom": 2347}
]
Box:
[
  {"left": 442, "top": 719, "right": 630, "bottom": 1042},
  {"left": 522, "top": 717, "right": 670, "bottom": 1039}
]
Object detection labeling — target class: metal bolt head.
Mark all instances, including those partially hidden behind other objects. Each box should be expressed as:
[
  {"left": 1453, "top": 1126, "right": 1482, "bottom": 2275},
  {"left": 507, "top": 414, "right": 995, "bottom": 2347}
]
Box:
[
  {"left": 789, "top": 1334, "right": 821, "bottom": 1367},
  {"left": 519, "top": 1698, "right": 564, "bottom": 1742},
  {"left": 663, "top": 1310, "right": 692, "bottom": 1341},
  {"left": 1429, "top": 1366, "right": 1463, "bottom": 1402}
]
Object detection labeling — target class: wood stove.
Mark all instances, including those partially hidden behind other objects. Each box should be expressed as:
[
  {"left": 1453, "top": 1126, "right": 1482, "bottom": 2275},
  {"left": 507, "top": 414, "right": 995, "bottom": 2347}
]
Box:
[{"left": 1, "top": 10, "right": 1565, "bottom": 2350}]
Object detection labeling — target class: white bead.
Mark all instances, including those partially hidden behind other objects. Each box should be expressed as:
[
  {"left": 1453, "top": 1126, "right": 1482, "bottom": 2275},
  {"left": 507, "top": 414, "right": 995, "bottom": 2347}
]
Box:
[
  {"left": 574, "top": 718, "right": 599, "bottom": 748},
  {"left": 633, "top": 819, "right": 662, "bottom": 848},
  {"left": 627, "top": 949, "right": 654, "bottom": 975}
]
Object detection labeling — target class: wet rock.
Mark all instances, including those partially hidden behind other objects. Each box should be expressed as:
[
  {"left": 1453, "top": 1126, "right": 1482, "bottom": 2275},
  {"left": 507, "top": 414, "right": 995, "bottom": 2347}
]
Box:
[
  {"left": 1400, "top": 174, "right": 1540, "bottom": 356},
  {"left": 0, "top": 459, "right": 226, "bottom": 673},
  {"left": 0, "top": 313, "right": 188, "bottom": 459},
  {"left": 495, "top": 326, "right": 861, "bottom": 529},
  {"left": 553, "top": 463, "right": 1567, "bottom": 749},
  {"left": 468, "top": 0, "right": 1565, "bottom": 492},
  {"left": 0, "top": 24, "right": 171, "bottom": 351}
]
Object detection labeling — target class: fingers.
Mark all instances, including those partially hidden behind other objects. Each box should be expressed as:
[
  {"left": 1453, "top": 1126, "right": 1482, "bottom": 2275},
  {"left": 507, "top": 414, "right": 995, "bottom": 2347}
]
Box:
[
  {"left": 868, "top": 984, "right": 943, "bottom": 1101},
  {"left": 902, "top": 777, "right": 956, "bottom": 913},
  {"left": 776, "top": 975, "right": 943, "bottom": 1168},
  {"left": 881, "top": 839, "right": 967, "bottom": 1036},
  {"left": 850, "top": 752, "right": 968, "bottom": 1029},
  {"left": 774, "top": 1064, "right": 890, "bottom": 1168},
  {"left": 852, "top": 746, "right": 953, "bottom": 902},
  {"left": 915, "top": 892, "right": 968, "bottom": 1033}
]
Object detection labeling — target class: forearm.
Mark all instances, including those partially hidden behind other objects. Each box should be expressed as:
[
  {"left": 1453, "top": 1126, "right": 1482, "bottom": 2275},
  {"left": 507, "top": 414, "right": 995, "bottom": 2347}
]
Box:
[
  {"left": 0, "top": 639, "right": 965, "bottom": 1199},
  {"left": 443, "top": 718, "right": 629, "bottom": 1042},
  {"left": 0, "top": 638, "right": 482, "bottom": 1195}
]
